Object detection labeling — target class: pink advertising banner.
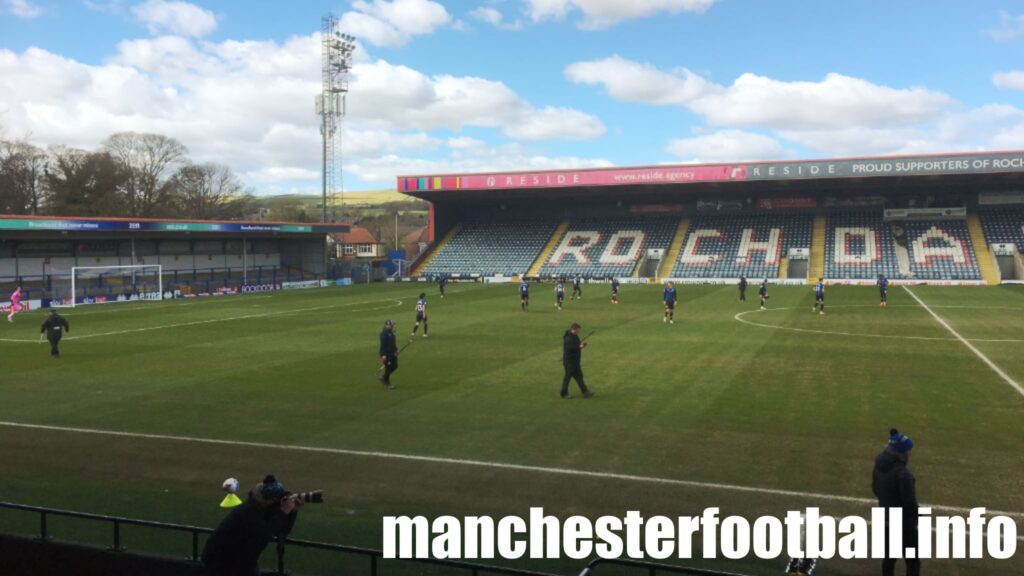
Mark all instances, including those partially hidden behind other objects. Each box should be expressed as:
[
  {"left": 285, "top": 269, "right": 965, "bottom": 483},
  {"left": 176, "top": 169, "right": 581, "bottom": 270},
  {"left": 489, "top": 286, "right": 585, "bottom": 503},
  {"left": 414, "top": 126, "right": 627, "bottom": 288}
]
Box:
[
  {"left": 403, "top": 165, "right": 750, "bottom": 192},
  {"left": 458, "top": 165, "right": 747, "bottom": 189}
]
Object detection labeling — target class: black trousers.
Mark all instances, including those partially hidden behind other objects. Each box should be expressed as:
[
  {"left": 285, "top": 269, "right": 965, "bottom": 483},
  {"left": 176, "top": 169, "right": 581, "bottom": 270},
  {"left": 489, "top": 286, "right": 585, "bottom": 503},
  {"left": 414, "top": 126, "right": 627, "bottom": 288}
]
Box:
[
  {"left": 881, "top": 524, "right": 921, "bottom": 576},
  {"left": 561, "top": 363, "right": 589, "bottom": 397},
  {"left": 48, "top": 336, "right": 61, "bottom": 357},
  {"left": 739, "top": 287, "right": 746, "bottom": 301},
  {"left": 383, "top": 355, "right": 398, "bottom": 384}
]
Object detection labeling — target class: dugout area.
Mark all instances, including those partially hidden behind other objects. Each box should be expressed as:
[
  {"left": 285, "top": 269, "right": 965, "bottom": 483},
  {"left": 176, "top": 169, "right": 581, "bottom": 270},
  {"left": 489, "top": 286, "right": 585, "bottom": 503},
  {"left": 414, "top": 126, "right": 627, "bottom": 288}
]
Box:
[{"left": 0, "top": 215, "right": 348, "bottom": 307}]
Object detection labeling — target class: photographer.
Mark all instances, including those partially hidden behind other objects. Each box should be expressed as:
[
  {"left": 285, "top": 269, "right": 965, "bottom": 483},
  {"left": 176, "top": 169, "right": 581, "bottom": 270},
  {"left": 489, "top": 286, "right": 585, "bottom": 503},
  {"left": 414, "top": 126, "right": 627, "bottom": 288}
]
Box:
[{"left": 201, "top": 475, "right": 302, "bottom": 576}]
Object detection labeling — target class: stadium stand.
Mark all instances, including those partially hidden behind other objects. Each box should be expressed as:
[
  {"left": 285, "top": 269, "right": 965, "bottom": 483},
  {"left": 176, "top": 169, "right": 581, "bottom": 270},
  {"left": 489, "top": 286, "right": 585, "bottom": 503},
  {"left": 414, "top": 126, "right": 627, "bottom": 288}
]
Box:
[
  {"left": 421, "top": 219, "right": 560, "bottom": 277},
  {"left": 537, "top": 217, "right": 678, "bottom": 278},
  {"left": 824, "top": 211, "right": 901, "bottom": 280},
  {"left": 899, "top": 220, "right": 981, "bottom": 280},
  {"left": 979, "top": 206, "right": 1024, "bottom": 247},
  {"left": 670, "top": 213, "right": 813, "bottom": 279}
]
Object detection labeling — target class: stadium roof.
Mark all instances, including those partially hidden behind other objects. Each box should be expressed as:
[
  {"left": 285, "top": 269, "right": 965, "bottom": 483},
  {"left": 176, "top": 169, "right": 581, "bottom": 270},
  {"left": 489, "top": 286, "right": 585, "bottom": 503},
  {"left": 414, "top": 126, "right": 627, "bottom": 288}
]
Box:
[
  {"left": 399, "top": 150, "right": 1024, "bottom": 201},
  {"left": 0, "top": 214, "right": 349, "bottom": 235}
]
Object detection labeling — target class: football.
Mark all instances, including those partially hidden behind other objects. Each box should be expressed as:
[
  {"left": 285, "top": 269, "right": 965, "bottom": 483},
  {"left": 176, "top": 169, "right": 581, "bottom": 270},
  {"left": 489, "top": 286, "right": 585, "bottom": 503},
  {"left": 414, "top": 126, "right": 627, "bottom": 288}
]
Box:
[{"left": 222, "top": 477, "right": 240, "bottom": 494}]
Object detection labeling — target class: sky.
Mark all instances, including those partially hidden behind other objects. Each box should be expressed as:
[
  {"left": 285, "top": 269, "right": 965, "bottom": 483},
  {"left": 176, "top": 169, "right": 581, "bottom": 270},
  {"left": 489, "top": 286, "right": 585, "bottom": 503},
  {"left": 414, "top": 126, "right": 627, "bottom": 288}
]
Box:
[{"left": 1, "top": 0, "right": 1024, "bottom": 195}]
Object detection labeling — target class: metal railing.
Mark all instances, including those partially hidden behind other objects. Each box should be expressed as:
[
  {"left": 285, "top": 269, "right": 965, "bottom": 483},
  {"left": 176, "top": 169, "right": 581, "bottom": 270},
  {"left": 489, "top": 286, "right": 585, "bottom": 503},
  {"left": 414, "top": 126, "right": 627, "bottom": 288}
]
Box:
[
  {"left": 580, "top": 558, "right": 754, "bottom": 576},
  {"left": 0, "top": 502, "right": 557, "bottom": 576}
]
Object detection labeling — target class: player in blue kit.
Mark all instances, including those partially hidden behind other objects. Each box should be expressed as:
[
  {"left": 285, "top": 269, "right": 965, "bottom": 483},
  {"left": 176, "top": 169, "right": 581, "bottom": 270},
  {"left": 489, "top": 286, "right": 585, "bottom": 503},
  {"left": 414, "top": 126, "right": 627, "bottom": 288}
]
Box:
[
  {"left": 555, "top": 280, "right": 565, "bottom": 310},
  {"left": 520, "top": 280, "right": 530, "bottom": 312},
  {"left": 759, "top": 279, "right": 769, "bottom": 311},
  {"left": 877, "top": 274, "right": 889, "bottom": 308},
  {"left": 663, "top": 282, "right": 677, "bottom": 324},
  {"left": 438, "top": 274, "right": 447, "bottom": 299},
  {"left": 571, "top": 274, "right": 583, "bottom": 299},
  {"left": 610, "top": 277, "right": 620, "bottom": 304},
  {"left": 813, "top": 278, "right": 825, "bottom": 315}
]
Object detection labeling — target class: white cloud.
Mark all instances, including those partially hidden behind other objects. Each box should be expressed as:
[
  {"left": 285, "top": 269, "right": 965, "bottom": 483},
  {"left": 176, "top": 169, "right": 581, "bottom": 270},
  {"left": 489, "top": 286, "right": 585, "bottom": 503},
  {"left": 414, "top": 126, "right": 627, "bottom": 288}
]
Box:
[
  {"left": 993, "top": 70, "right": 1024, "bottom": 91},
  {"left": 341, "top": 128, "right": 441, "bottom": 158},
  {"left": 244, "top": 166, "right": 321, "bottom": 184},
  {"left": 691, "top": 72, "right": 953, "bottom": 130},
  {"left": 469, "top": 6, "right": 522, "bottom": 30},
  {"left": 348, "top": 141, "right": 613, "bottom": 182},
  {"left": 4, "top": 0, "right": 41, "bottom": 18},
  {"left": 526, "top": 0, "right": 717, "bottom": 30},
  {"left": 338, "top": 0, "right": 451, "bottom": 47},
  {"left": 349, "top": 61, "right": 606, "bottom": 140},
  {"left": 0, "top": 33, "right": 606, "bottom": 190},
  {"left": 132, "top": 0, "right": 217, "bottom": 37},
  {"left": 774, "top": 105, "right": 1024, "bottom": 158},
  {"left": 987, "top": 11, "right": 1024, "bottom": 42},
  {"left": 568, "top": 57, "right": 952, "bottom": 131},
  {"left": 568, "top": 54, "right": 1024, "bottom": 158},
  {"left": 565, "top": 55, "right": 721, "bottom": 105},
  {"left": 666, "top": 130, "right": 785, "bottom": 163},
  {"left": 506, "top": 106, "right": 605, "bottom": 140}
]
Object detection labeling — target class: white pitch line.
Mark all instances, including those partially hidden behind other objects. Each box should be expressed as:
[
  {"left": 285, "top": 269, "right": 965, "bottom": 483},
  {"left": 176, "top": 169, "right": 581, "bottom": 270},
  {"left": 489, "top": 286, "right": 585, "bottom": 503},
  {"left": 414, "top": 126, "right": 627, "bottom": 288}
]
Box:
[
  {"left": 903, "top": 287, "right": 1024, "bottom": 400},
  {"left": 734, "top": 306, "right": 1024, "bottom": 343},
  {"left": 0, "top": 420, "right": 1021, "bottom": 521},
  {"left": 61, "top": 295, "right": 276, "bottom": 316},
  {"left": 0, "top": 297, "right": 404, "bottom": 344}
]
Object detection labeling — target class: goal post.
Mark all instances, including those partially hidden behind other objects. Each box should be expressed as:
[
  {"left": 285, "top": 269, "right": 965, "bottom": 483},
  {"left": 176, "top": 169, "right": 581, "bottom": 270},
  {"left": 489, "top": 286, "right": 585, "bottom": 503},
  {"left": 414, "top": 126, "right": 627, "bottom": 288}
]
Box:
[{"left": 51, "top": 264, "right": 164, "bottom": 308}]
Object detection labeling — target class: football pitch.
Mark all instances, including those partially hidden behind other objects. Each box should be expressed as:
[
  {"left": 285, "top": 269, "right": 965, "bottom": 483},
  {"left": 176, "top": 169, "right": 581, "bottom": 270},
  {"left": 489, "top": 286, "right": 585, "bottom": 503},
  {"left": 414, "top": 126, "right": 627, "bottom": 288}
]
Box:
[{"left": 1, "top": 282, "right": 1023, "bottom": 575}]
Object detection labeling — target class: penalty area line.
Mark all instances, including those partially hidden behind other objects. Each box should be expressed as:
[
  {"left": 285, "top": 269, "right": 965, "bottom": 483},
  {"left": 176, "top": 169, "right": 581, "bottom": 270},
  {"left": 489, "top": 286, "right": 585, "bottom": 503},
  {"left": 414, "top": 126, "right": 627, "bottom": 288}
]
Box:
[
  {"left": 0, "top": 420, "right": 1022, "bottom": 522},
  {"left": 903, "top": 287, "right": 1024, "bottom": 400}
]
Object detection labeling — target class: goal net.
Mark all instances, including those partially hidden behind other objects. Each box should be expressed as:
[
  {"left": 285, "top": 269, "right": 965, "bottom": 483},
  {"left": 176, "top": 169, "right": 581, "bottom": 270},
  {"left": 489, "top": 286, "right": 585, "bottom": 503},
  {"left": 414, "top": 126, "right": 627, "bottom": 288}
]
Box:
[{"left": 50, "top": 265, "right": 164, "bottom": 308}]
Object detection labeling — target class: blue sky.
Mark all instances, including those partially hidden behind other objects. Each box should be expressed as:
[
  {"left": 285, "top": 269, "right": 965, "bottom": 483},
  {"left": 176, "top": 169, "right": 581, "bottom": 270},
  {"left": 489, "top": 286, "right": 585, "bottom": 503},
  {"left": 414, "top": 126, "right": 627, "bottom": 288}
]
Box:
[{"left": 1, "top": 0, "right": 1023, "bottom": 194}]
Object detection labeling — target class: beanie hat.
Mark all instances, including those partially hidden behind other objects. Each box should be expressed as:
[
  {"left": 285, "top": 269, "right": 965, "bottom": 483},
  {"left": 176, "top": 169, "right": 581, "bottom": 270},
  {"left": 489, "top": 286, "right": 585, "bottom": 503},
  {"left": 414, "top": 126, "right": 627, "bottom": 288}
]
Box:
[
  {"left": 889, "top": 428, "right": 914, "bottom": 453},
  {"left": 253, "top": 474, "right": 285, "bottom": 504}
]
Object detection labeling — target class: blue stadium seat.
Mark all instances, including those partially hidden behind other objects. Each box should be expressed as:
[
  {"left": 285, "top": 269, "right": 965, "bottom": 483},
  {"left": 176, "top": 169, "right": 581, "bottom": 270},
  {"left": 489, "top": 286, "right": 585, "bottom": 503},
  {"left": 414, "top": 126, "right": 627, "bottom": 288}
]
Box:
[
  {"left": 980, "top": 206, "right": 1024, "bottom": 248},
  {"left": 422, "top": 220, "right": 559, "bottom": 277},
  {"left": 901, "top": 220, "right": 981, "bottom": 280},
  {"left": 824, "top": 211, "right": 901, "bottom": 279},
  {"left": 538, "top": 217, "right": 678, "bottom": 278},
  {"left": 671, "top": 213, "right": 812, "bottom": 279}
]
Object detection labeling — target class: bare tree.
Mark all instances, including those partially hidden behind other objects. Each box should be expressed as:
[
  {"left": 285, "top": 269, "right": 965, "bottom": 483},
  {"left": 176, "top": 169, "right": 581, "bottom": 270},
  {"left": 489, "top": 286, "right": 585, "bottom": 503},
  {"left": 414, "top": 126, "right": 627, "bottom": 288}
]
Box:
[
  {"left": 0, "top": 139, "right": 46, "bottom": 215},
  {"left": 174, "top": 162, "right": 250, "bottom": 220},
  {"left": 103, "top": 131, "right": 188, "bottom": 217}
]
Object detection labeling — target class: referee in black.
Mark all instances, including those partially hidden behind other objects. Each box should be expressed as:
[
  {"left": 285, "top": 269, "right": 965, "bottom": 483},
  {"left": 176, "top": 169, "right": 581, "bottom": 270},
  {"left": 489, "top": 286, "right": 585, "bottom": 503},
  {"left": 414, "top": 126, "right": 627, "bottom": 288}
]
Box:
[
  {"left": 40, "top": 308, "right": 70, "bottom": 358},
  {"left": 561, "top": 323, "right": 594, "bottom": 399},
  {"left": 379, "top": 319, "right": 398, "bottom": 390}
]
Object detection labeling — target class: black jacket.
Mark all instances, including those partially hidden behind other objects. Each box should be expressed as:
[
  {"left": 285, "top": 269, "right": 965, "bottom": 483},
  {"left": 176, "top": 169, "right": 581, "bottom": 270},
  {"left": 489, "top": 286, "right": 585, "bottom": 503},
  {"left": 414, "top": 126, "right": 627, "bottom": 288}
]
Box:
[
  {"left": 872, "top": 448, "right": 919, "bottom": 524},
  {"left": 201, "top": 497, "right": 297, "bottom": 576},
  {"left": 40, "top": 314, "right": 70, "bottom": 340},
  {"left": 563, "top": 331, "right": 582, "bottom": 366},
  {"left": 379, "top": 328, "right": 397, "bottom": 357}
]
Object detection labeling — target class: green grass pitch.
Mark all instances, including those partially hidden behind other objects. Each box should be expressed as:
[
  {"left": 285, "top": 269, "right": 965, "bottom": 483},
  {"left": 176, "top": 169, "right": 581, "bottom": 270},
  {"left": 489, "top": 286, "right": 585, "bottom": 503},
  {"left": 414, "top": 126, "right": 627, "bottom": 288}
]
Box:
[{"left": 1, "top": 282, "right": 1023, "bottom": 575}]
